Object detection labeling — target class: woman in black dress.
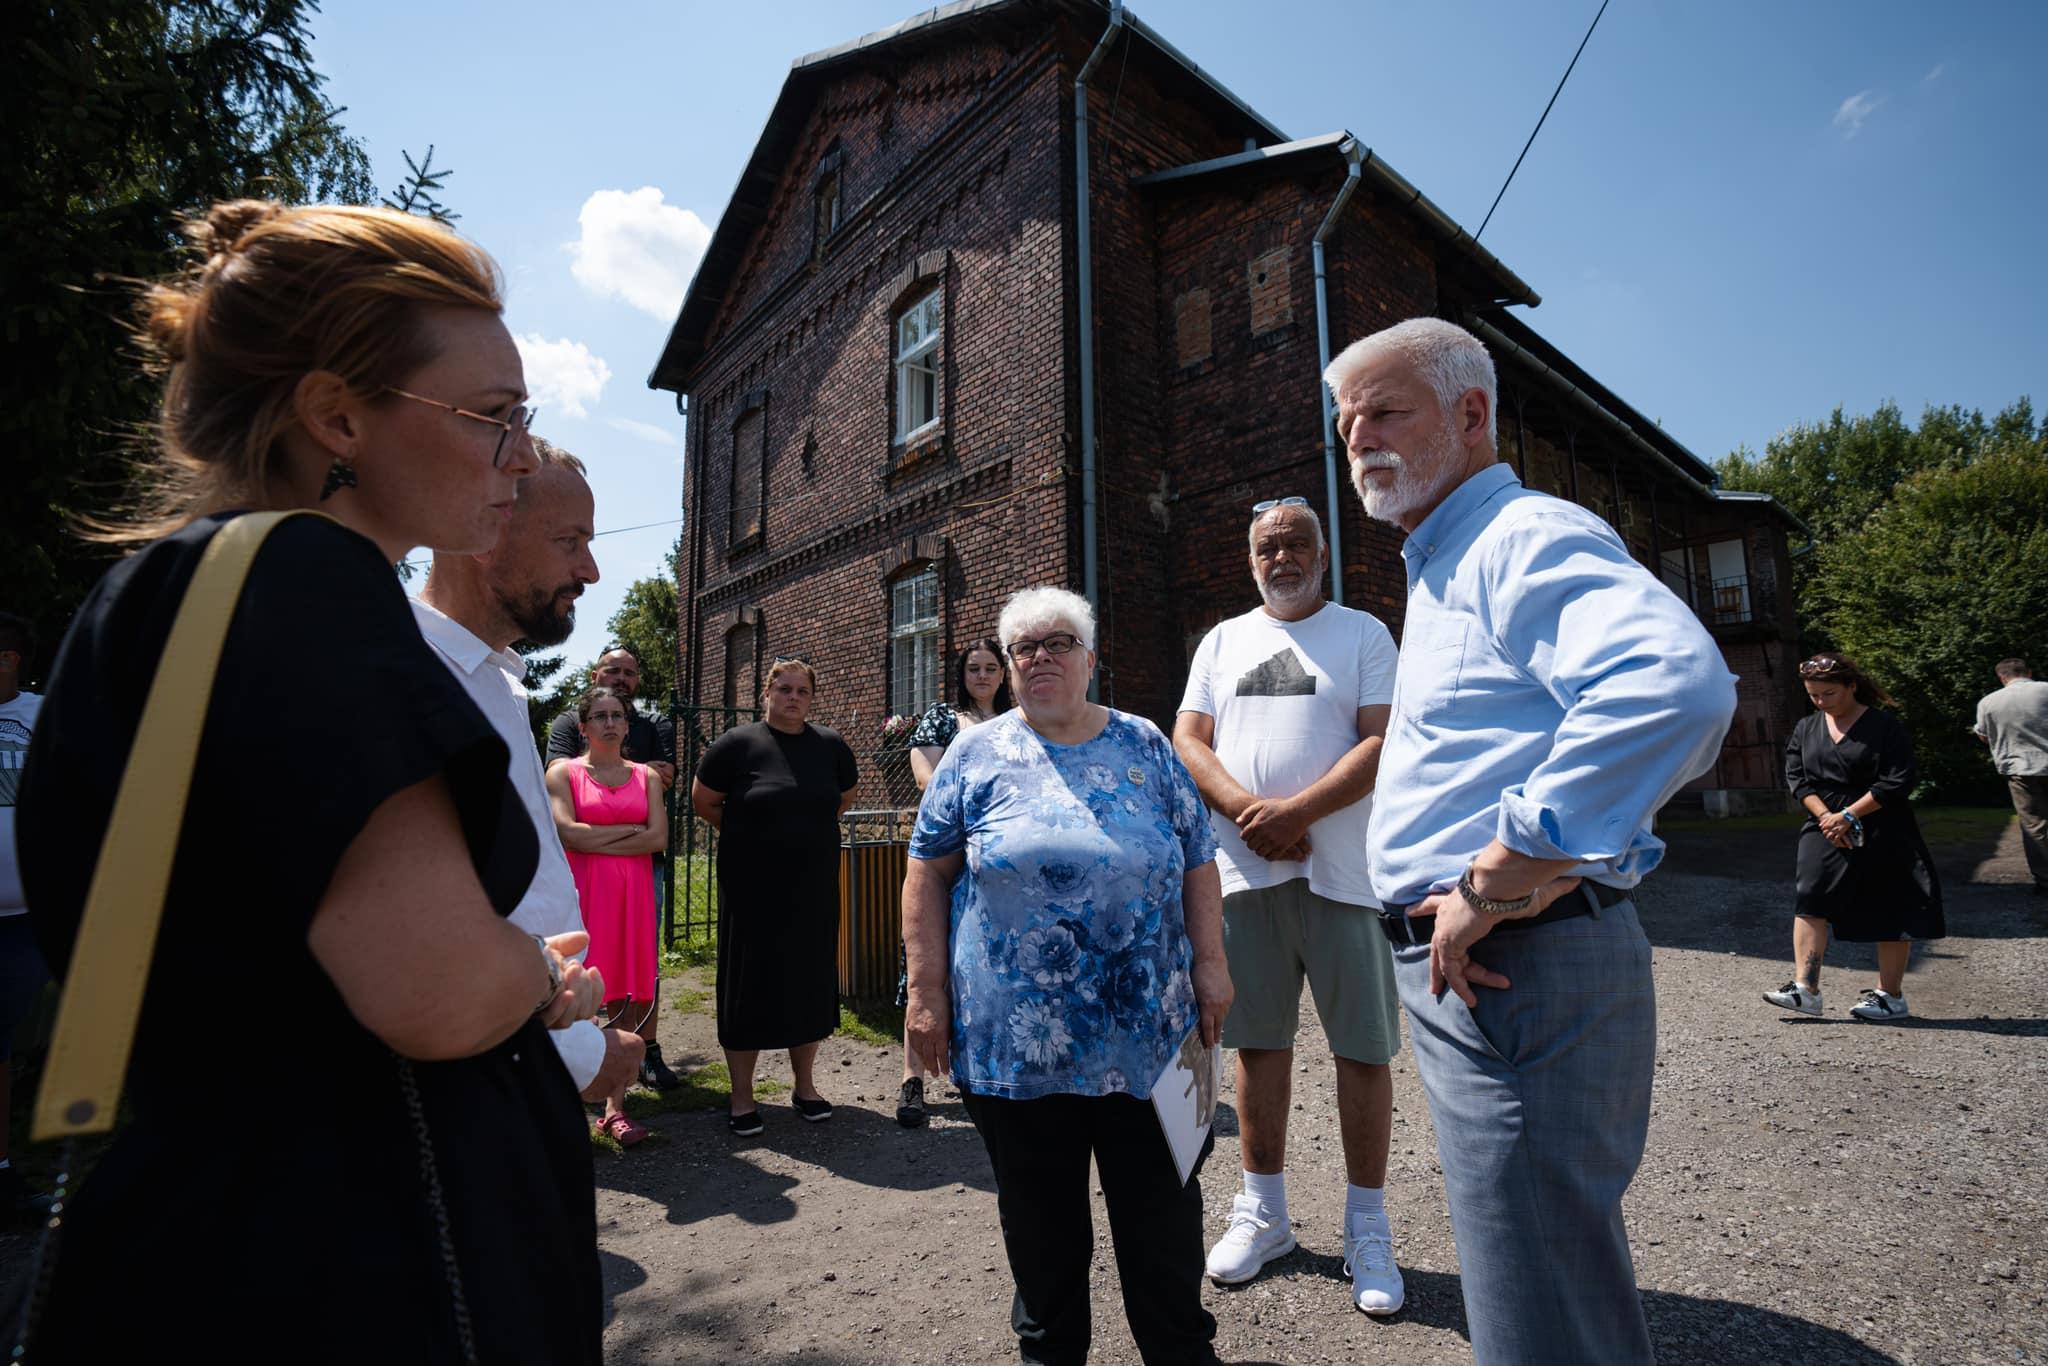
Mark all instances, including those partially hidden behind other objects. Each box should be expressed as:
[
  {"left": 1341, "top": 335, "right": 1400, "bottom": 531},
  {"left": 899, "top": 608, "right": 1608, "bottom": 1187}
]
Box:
[
  {"left": 18, "top": 201, "right": 604, "bottom": 1361},
  {"left": 692, "top": 658, "right": 859, "bottom": 1135},
  {"left": 1762, "top": 653, "right": 1943, "bottom": 1023},
  {"left": 893, "top": 638, "right": 1011, "bottom": 1126}
]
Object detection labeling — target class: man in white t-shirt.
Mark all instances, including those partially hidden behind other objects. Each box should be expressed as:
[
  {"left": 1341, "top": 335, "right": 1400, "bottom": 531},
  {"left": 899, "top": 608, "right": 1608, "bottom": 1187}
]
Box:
[
  {"left": 411, "top": 444, "right": 650, "bottom": 1145},
  {"left": 0, "top": 611, "right": 54, "bottom": 1221},
  {"left": 1174, "top": 499, "right": 1405, "bottom": 1316}
]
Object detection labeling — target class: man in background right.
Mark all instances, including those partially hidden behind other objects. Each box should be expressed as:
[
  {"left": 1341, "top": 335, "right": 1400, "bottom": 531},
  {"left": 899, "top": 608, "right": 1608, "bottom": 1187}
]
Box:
[
  {"left": 1974, "top": 657, "right": 2048, "bottom": 895},
  {"left": 1331, "top": 317, "right": 1735, "bottom": 1364}
]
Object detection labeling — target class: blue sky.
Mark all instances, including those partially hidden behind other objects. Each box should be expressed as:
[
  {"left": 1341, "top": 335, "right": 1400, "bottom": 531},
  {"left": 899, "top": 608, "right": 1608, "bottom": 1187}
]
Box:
[{"left": 312, "top": 0, "right": 2046, "bottom": 680}]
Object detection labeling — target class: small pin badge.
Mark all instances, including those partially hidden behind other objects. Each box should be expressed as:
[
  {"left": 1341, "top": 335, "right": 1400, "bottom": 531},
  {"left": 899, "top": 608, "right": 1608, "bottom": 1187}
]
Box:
[{"left": 1127, "top": 766, "right": 1146, "bottom": 785}]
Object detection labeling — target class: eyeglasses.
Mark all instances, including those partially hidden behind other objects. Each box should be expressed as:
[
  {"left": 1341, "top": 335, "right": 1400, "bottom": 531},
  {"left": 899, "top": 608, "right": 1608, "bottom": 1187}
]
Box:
[
  {"left": 771, "top": 654, "right": 813, "bottom": 666},
  {"left": 1004, "top": 633, "right": 1081, "bottom": 662},
  {"left": 1798, "top": 657, "right": 1847, "bottom": 678},
  {"left": 385, "top": 387, "right": 537, "bottom": 469},
  {"left": 1252, "top": 496, "right": 1309, "bottom": 517}
]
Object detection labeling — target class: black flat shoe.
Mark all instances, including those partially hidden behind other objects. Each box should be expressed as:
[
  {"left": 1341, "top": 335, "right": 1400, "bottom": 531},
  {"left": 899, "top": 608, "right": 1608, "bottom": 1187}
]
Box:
[
  {"left": 727, "top": 1109, "right": 764, "bottom": 1137},
  {"left": 896, "top": 1077, "right": 927, "bottom": 1128},
  {"left": 793, "top": 1094, "right": 833, "bottom": 1123}
]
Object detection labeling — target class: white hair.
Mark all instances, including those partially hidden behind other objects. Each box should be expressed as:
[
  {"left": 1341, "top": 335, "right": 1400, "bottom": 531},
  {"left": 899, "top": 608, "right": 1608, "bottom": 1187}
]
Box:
[
  {"left": 997, "top": 586, "right": 1096, "bottom": 653},
  {"left": 1247, "top": 501, "right": 1325, "bottom": 554},
  {"left": 1324, "top": 317, "right": 1497, "bottom": 445}
]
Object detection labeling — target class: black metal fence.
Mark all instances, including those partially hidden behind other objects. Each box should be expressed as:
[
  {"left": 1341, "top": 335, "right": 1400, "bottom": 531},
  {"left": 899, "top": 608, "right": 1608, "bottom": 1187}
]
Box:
[{"left": 665, "top": 700, "right": 759, "bottom": 948}]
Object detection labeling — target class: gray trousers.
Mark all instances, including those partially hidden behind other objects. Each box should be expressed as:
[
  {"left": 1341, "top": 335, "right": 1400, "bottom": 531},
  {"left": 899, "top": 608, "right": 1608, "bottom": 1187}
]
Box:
[
  {"left": 1390, "top": 893, "right": 1657, "bottom": 1365},
  {"left": 2011, "top": 776, "right": 2048, "bottom": 889}
]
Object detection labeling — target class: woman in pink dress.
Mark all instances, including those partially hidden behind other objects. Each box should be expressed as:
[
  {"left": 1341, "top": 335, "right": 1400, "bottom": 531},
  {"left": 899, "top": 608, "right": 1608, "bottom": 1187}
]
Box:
[{"left": 546, "top": 687, "right": 667, "bottom": 1145}]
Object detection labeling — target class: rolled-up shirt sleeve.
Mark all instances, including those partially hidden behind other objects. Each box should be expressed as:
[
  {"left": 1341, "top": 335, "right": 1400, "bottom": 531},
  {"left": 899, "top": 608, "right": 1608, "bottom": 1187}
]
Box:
[{"left": 1487, "top": 513, "right": 1737, "bottom": 864}]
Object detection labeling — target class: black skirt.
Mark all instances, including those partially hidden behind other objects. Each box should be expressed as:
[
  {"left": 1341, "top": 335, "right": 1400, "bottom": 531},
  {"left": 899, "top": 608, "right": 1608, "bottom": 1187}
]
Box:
[{"left": 1794, "top": 813, "right": 1944, "bottom": 940}]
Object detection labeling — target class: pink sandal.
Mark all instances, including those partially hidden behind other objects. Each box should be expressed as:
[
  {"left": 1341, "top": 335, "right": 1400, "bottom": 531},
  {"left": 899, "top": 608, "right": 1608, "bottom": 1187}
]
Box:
[{"left": 597, "top": 1111, "right": 650, "bottom": 1148}]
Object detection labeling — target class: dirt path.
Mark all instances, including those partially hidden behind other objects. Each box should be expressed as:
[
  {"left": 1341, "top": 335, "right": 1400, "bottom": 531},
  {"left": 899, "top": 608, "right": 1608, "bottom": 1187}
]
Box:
[{"left": 595, "top": 815, "right": 2048, "bottom": 1364}]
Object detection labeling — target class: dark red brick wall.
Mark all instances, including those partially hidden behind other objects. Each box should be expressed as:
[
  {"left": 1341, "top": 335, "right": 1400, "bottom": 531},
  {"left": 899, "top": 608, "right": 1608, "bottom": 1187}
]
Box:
[
  {"left": 679, "top": 42, "right": 1073, "bottom": 804},
  {"left": 671, "top": 4, "right": 1804, "bottom": 798}
]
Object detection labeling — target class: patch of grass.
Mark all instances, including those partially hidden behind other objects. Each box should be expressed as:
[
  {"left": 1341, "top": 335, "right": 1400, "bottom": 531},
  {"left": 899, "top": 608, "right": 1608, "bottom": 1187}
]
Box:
[
  {"left": 1661, "top": 804, "right": 2014, "bottom": 843},
  {"left": 670, "top": 986, "right": 711, "bottom": 1015},
  {"left": 661, "top": 934, "right": 718, "bottom": 972},
  {"left": 614, "top": 1060, "right": 786, "bottom": 1126},
  {"left": 835, "top": 1000, "right": 903, "bottom": 1048}
]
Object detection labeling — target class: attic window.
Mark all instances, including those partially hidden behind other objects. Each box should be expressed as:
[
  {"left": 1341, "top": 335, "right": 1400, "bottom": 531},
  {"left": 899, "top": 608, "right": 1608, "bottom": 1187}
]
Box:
[{"left": 814, "top": 171, "right": 842, "bottom": 255}]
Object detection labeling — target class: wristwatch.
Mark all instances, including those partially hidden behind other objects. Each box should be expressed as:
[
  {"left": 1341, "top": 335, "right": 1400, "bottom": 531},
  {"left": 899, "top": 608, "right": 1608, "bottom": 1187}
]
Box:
[
  {"left": 1457, "top": 864, "right": 1536, "bottom": 916},
  {"left": 533, "top": 938, "right": 564, "bottom": 1014}
]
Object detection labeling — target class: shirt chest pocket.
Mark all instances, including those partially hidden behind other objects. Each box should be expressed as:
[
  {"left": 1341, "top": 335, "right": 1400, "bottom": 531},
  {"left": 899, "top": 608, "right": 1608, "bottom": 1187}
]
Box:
[{"left": 1396, "top": 616, "right": 1468, "bottom": 719}]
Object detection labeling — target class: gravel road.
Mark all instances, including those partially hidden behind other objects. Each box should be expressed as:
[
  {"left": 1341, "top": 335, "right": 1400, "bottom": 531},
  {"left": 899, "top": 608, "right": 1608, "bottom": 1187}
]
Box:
[{"left": 594, "top": 821, "right": 2047, "bottom": 1365}]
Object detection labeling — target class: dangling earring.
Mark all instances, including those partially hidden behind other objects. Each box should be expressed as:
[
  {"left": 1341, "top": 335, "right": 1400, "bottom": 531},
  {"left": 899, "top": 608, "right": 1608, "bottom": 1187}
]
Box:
[{"left": 319, "top": 458, "right": 358, "bottom": 500}]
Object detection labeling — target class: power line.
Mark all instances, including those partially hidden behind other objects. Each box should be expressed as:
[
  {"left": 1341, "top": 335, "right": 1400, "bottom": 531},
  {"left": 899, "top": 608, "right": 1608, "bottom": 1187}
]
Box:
[
  {"left": 400, "top": 515, "right": 681, "bottom": 571},
  {"left": 1476, "top": 0, "right": 1612, "bottom": 243}
]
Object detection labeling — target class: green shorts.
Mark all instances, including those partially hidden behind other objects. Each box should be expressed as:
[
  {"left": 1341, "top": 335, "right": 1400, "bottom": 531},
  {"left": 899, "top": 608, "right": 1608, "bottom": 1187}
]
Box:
[{"left": 1220, "top": 879, "right": 1401, "bottom": 1064}]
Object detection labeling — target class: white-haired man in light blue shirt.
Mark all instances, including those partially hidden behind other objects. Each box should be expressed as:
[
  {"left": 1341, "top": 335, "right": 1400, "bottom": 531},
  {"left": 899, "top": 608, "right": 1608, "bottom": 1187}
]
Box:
[{"left": 1331, "top": 317, "right": 1735, "bottom": 1364}]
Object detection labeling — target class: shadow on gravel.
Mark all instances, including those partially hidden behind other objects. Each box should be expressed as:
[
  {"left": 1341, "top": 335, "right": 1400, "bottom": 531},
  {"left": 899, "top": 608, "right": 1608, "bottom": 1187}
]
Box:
[
  {"left": 1217, "top": 1262, "right": 1899, "bottom": 1361},
  {"left": 604, "top": 1268, "right": 872, "bottom": 1366},
  {"left": 1775, "top": 1014, "right": 2048, "bottom": 1038},
  {"left": 599, "top": 1247, "right": 648, "bottom": 1328},
  {"left": 592, "top": 1096, "right": 997, "bottom": 1230},
  {"left": 1642, "top": 1289, "right": 1901, "bottom": 1363}
]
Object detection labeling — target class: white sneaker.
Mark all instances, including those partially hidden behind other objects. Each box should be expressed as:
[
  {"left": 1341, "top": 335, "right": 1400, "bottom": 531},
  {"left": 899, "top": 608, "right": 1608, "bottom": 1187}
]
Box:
[
  {"left": 1849, "top": 988, "right": 1909, "bottom": 1022},
  {"left": 1205, "top": 1193, "right": 1295, "bottom": 1284},
  {"left": 1763, "top": 981, "right": 1822, "bottom": 1016},
  {"left": 1343, "top": 1214, "right": 1405, "bottom": 1316}
]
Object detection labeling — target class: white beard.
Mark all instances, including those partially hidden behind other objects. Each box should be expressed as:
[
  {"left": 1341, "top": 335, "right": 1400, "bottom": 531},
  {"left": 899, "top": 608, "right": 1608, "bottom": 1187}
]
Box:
[
  {"left": 1257, "top": 565, "right": 1323, "bottom": 614},
  {"left": 1351, "top": 427, "right": 1462, "bottom": 525}
]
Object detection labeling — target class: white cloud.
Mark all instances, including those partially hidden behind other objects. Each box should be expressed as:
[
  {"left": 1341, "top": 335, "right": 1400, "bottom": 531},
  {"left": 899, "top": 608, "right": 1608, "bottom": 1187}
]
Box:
[
  {"left": 568, "top": 187, "right": 711, "bottom": 319},
  {"left": 606, "top": 416, "right": 681, "bottom": 448},
  {"left": 1923, "top": 63, "right": 1946, "bottom": 84},
  {"left": 1832, "top": 89, "right": 1884, "bottom": 137},
  {"left": 514, "top": 333, "right": 611, "bottom": 418}
]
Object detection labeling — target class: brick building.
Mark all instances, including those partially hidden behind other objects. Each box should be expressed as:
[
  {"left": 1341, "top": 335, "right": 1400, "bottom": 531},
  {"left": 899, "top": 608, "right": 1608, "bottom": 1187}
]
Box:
[{"left": 648, "top": 0, "right": 1806, "bottom": 810}]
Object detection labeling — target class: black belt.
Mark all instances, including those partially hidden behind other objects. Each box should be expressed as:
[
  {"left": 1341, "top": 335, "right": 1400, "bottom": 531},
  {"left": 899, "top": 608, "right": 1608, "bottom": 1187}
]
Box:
[{"left": 1377, "top": 879, "right": 1631, "bottom": 947}]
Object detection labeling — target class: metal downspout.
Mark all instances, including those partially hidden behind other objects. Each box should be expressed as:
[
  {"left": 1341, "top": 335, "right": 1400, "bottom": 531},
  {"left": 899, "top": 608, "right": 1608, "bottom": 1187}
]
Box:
[
  {"left": 1075, "top": 0, "right": 1123, "bottom": 658},
  {"left": 1312, "top": 138, "right": 1365, "bottom": 605}
]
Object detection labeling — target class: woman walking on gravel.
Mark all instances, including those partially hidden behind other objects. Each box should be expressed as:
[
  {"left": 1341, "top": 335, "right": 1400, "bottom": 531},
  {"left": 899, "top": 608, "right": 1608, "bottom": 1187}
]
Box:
[{"left": 1763, "top": 653, "right": 1943, "bottom": 1022}]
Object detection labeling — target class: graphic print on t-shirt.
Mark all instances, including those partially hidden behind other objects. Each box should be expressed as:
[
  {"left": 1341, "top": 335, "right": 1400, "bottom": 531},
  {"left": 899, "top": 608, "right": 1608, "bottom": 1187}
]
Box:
[
  {"left": 1235, "top": 649, "right": 1317, "bottom": 698},
  {"left": 0, "top": 718, "right": 29, "bottom": 807}
]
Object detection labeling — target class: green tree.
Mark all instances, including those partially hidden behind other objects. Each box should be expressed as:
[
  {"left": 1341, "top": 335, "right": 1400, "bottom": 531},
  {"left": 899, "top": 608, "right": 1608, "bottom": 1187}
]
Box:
[
  {"left": 1806, "top": 448, "right": 2048, "bottom": 800},
  {"left": 2, "top": 0, "right": 372, "bottom": 672}
]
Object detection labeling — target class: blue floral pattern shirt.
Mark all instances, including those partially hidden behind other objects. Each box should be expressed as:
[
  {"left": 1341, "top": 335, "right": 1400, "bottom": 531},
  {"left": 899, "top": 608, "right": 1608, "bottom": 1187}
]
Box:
[{"left": 909, "top": 709, "right": 1217, "bottom": 1101}]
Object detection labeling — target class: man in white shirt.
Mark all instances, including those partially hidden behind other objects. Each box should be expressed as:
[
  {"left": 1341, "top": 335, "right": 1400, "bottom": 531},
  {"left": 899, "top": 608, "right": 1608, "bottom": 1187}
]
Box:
[
  {"left": 1975, "top": 657, "right": 2048, "bottom": 894},
  {"left": 411, "top": 444, "right": 649, "bottom": 1140},
  {"left": 1173, "top": 500, "right": 1406, "bottom": 1316}
]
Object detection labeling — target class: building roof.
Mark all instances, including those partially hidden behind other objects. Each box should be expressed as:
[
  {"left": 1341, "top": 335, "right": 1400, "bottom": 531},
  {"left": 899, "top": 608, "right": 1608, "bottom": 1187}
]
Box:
[
  {"left": 648, "top": 0, "right": 1537, "bottom": 391},
  {"left": 1134, "top": 133, "right": 1540, "bottom": 308}
]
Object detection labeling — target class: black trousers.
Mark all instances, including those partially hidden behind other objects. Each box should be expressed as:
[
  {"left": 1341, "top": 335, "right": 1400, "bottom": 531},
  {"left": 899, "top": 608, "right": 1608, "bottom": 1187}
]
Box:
[{"left": 961, "top": 1090, "right": 1218, "bottom": 1366}]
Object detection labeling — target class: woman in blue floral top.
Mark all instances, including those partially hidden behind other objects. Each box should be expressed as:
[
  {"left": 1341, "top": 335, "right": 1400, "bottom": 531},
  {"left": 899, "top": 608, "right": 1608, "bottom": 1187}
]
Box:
[
  {"left": 894, "top": 637, "right": 1011, "bottom": 1127},
  {"left": 902, "top": 587, "right": 1233, "bottom": 1366}
]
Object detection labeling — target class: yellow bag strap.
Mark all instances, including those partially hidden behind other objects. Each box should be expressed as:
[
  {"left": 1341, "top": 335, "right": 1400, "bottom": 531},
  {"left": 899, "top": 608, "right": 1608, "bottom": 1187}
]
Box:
[{"left": 32, "top": 511, "right": 325, "bottom": 1140}]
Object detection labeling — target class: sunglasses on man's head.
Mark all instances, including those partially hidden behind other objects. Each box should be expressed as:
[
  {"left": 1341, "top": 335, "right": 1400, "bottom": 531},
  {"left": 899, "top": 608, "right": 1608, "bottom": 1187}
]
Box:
[{"left": 1251, "top": 495, "right": 1309, "bottom": 518}]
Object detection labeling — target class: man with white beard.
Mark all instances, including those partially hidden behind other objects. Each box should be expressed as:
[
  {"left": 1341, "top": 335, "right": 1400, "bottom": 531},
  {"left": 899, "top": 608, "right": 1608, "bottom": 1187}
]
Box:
[
  {"left": 1173, "top": 499, "right": 1407, "bottom": 1316},
  {"left": 1333, "top": 317, "right": 1734, "bottom": 1364}
]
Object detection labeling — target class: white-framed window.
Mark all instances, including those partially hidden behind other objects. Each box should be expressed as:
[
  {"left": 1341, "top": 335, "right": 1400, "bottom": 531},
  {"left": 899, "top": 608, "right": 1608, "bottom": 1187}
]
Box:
[
  {"left": 894, "top": 286, "right": 942, "bottom": 442},
  {"left": 889, "top": 567, "right": 942, "bottom": 718}
]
